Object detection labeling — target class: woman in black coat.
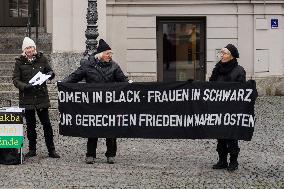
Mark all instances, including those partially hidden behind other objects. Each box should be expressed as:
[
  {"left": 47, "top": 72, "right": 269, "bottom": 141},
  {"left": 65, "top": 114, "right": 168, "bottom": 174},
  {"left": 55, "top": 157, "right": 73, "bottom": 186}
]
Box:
[
  {"left": 13, "top": 37, "right": 60, "bottom": 158},
  {"left": 209, "top": 44, "right": 246, "bottom": 171},
  {"left": 62, "top": 39, "right": 128, "bottom": 164}
]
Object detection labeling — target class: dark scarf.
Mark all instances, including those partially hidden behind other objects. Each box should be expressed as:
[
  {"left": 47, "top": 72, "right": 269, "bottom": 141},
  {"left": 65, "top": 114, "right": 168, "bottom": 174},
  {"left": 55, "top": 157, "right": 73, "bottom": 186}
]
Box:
[
  {"left": 96, "top": 59, "right": 112, "bottom": 68},
  {"left": 209, "top": 58, "right": 238, "bottom": 81}
]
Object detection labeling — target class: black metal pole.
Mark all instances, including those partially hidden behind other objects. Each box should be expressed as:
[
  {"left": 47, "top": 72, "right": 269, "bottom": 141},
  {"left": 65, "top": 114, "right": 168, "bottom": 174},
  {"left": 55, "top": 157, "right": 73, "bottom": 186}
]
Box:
[
  {"left": 35, "top": 0, "right": 39, "bottom": 43},
  {"left": 82, "top": 0, "right": 99, "bottom": 61},
  {"left": 26, "top": 14, "right": 31, "bottom": 37}
]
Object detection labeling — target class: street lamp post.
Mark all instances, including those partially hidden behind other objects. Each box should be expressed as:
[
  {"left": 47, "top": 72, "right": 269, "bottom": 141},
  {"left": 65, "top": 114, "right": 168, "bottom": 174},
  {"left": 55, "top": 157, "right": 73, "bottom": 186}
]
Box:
[{"left": 82, "top": 0, "right": 99, "bottom": 60}]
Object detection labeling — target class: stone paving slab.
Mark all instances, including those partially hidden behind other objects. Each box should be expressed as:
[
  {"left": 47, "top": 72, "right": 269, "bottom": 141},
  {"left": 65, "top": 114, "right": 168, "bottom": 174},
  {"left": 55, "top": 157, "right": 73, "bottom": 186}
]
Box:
[{"left": 0, "top": 97, "right": 283, "bottom": 189}]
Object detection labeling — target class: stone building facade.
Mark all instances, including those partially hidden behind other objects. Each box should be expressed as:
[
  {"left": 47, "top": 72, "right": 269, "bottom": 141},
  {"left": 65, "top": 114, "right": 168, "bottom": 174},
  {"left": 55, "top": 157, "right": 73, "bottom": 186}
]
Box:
[{"left": 1, "top": 0, "right": 283, "bottom": 95}]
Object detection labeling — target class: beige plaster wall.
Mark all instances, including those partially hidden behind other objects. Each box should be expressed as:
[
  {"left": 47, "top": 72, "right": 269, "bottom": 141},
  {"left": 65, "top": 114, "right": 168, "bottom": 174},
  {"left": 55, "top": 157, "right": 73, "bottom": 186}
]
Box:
[
  {"left": 45, "top": 0, "right": 53, "bottom": 34},
  {"left": 45, "top": 0, "right": 283, "bottom": 79},
  {"left": 49, "top": 0, "right": 106, "bottom": 52},
  {"left": 106, "top": 1, "right": 284, "bottom": 79}
]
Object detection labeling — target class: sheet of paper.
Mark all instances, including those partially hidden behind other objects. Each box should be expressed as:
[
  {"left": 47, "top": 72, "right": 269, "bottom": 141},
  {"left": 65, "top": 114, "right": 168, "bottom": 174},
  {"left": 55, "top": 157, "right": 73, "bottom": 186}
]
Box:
[
  {"left": 29, "top": 71, "right": 51, "bottom": 86},
  {"left": 0, "top": 107, "right": 25, "bottom": 112}
]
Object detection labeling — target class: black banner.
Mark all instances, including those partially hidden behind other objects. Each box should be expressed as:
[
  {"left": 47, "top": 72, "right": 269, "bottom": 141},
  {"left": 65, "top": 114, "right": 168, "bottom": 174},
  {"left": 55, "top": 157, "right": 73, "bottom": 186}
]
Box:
[{"left": 58, "top": 81, "right": 257, "bottom": 141}]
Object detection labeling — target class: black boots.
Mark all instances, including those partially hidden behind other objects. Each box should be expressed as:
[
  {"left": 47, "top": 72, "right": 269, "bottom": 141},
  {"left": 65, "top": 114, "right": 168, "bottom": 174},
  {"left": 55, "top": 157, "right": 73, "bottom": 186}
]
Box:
[
  {"left": 213, "top": 152, "right": 239, "bottom": 171},
  {"left": 25, "top": 150, "right": 37, "bottom": 157},
  {"left": 212, "top": 160, "right": 228, "bottom": 169},
  {"left": 107, "top": 157, "right": 115, "bottom": 164},
  {"left": 48, "top": 150, "right": 60, "bottom": 158},
  {"left": 212, "top": 152, "right": 228, "bottom": 169},
  {"left": 227, "top": 162, "right": 238, "bottom": 171},
  {"left": 227, "top": 153, "right": 238, "bottom": 171},
  {"left": 25, "top": 149, "right": 60, "bottom": 158}
]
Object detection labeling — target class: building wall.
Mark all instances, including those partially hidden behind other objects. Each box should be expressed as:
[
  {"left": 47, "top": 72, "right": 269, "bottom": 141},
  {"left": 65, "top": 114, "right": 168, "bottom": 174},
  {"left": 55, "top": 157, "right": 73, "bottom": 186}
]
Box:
[
  {"left": 45, "top": 0, "right": 284, "bottom": 84},
  {"left": 253, "top": 4, "right": 283, "bottom": 77},
  {"left": 106, "top": 0, "right": 284, "bottom": 81},
  {"left": 50, "top": 0, "right": 86, "bottom": 52},
  {"left": 46, "top": 0, "right": 106, "bottom": 53},
  {"left": 45, "top": 0, "right": 53, "bottom": 33}
]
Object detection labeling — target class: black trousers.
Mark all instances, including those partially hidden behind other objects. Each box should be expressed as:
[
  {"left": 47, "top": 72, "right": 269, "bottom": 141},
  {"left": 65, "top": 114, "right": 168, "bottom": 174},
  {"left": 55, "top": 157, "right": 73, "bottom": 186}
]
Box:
[
  {"left": 24, "top": 108, "right": 55, "bottom": 152},
  {"left": 216, "top": 139, "right": 240, "bottom": 155},
  {"left": 86, "top": 138, "right": 117, "bottom": 158}
]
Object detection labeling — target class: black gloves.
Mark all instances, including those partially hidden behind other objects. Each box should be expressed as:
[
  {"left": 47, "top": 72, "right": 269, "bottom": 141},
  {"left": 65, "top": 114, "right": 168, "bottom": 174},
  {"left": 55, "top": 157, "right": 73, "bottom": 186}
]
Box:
[
  {"left": 24, "top": 83, "right": 34, "bottom": 90},
  {"left": 46, "top": 71, "right": 55, "bottom": 80}
]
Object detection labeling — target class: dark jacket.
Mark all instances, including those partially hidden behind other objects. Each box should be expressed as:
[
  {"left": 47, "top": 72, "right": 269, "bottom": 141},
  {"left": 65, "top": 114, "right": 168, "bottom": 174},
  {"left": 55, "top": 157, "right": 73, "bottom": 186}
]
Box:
[
  {"left": 13, "top": 52, "right": 55, "bottom": 110},
  {"left": 209, "top": 59, "right": 246, "bottom": 83},
  {"left": 62, "top": 56, "right": 128, "bottom": 83}
]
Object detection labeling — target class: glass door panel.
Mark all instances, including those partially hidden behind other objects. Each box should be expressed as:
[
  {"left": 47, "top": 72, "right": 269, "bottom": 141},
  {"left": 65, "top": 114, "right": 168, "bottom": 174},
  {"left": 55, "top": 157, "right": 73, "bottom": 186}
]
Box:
[
  {"left": 9, "top": 0, "right": 29, "bottom": 18},
  {"left": 157, "top": 18, "right": 206, "bottom": 82},
  {"left": 0, "top": 0, "right": 37, "bottom": 26}
]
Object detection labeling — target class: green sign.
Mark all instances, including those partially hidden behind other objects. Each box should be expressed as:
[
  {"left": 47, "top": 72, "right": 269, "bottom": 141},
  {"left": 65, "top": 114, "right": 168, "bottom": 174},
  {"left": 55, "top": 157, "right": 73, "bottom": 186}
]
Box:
[{"left": 0, "top": 136, "right": 23, "bottom": 148}]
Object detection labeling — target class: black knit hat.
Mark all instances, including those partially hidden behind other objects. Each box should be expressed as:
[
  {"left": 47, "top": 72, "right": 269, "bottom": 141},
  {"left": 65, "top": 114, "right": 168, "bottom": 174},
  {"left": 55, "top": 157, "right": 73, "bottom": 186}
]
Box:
[
  {"left": 97, "top": 39, "right": 111, "bottom": 53},
  {"left": 225, "top": 44, "right": 239, "bottom": 58}
]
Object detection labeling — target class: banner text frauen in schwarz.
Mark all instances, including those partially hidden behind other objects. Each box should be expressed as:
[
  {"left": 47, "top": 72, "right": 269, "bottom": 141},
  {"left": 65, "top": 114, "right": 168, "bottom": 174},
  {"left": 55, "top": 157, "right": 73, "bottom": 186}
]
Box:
[{"left": 57, "top": 81, "right": 257, "bottom": 140}]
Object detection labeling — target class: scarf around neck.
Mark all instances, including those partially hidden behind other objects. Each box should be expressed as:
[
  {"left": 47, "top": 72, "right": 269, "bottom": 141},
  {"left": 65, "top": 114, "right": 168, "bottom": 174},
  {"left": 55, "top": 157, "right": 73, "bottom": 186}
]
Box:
[
  {"left": 210, "top": 58, "right": 238, "bottom": 81},
  {"left": 96, "top": 60, "right": 112, "bottom": 68}
]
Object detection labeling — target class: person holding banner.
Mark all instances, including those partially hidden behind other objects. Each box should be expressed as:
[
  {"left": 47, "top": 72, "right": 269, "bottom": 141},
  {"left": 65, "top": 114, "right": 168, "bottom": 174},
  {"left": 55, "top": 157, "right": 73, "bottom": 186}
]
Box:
[
  {"left": 209, "top": 44, "right": 246, "bottom": 171},
  {"left": 62, "top": 39, "right": 128, "bottom": 164},
  {"left": 12, "top": 37, "right": 60, "bottom": 159}
]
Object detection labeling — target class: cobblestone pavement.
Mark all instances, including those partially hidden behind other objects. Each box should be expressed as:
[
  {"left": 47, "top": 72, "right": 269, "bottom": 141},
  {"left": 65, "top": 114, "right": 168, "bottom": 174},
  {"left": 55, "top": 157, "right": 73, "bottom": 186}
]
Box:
[{"left": 0, "top": 97, "right": 283, "bottom": 189}]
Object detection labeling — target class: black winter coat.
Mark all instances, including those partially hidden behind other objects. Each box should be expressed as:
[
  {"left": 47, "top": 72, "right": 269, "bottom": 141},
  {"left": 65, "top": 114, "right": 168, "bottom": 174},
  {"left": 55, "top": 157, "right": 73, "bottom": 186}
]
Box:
[
  {"left": 13, "top": 52, "right": 55, "bottom": 110},
  {"left": 209, "top": 59, "right": 246, "bottom": 83},
  {"left": 62, "top": 56, "right": 128, "bottom": 83}
]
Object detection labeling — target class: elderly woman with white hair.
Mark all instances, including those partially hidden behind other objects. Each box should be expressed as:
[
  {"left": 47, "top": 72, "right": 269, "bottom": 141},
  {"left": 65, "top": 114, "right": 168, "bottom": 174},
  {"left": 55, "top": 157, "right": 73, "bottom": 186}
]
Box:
[
  {"left": 13, "top": 37, "right": 60, "bottom": 159},
  {"left": 62, "top": 39, "right": 129, "bottom": 164}
]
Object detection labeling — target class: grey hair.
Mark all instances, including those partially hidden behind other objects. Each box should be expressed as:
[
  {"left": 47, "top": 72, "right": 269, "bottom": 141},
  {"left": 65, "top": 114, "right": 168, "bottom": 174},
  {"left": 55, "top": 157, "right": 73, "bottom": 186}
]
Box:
[{"left": 95, "top": 52, "right": 103, "bottom": 60}]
